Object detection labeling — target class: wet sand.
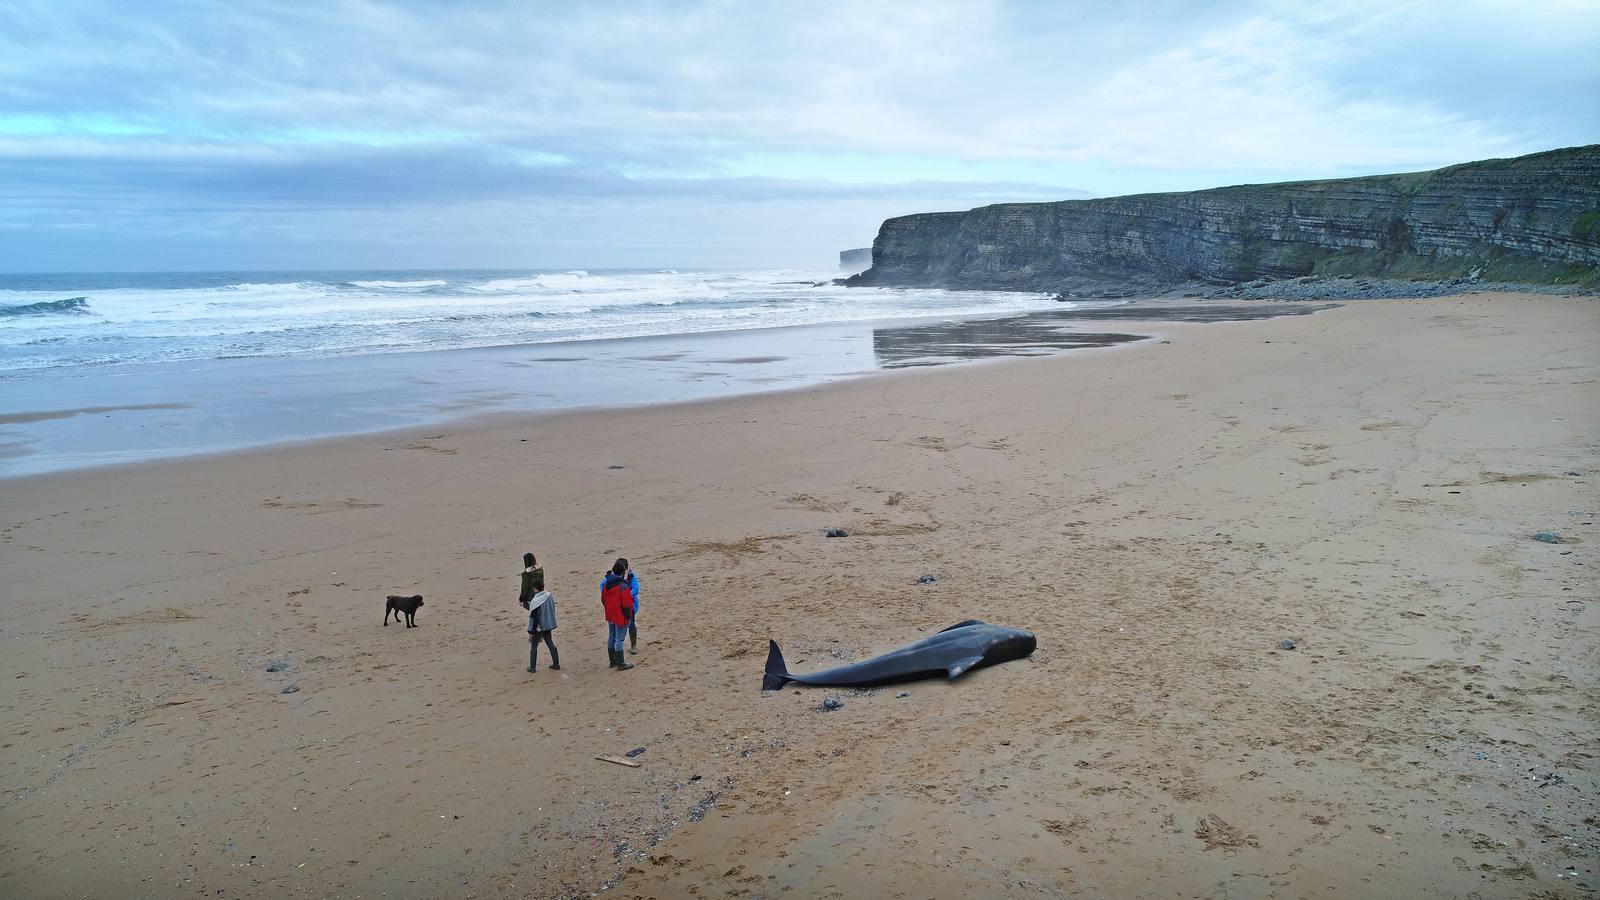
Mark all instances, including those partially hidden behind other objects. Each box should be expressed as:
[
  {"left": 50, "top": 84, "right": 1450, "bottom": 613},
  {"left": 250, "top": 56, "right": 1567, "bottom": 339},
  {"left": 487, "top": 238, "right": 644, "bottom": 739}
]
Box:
[
  {"left": 0, "top": 301, "right": 1326, "bottom": 477},
  {"left": 1, "top": 294, "right": 1596, "bottom": 898}
]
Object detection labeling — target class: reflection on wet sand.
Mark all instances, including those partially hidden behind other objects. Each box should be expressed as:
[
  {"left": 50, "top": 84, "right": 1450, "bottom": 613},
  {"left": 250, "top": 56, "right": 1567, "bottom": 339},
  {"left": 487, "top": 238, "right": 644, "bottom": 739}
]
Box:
[
  {"left": 871, "top": 303, "right": 1338, "bottom": 368},
  {"left": 0, "top": 402, "right": 193, "bottom": 425}
]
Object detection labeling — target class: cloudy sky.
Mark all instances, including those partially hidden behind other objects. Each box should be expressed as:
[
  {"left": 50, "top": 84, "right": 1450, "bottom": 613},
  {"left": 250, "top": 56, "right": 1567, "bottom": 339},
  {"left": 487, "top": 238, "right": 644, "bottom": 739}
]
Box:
[{"left": 1, "top": 0, "right": 1595, "bottom": 272}]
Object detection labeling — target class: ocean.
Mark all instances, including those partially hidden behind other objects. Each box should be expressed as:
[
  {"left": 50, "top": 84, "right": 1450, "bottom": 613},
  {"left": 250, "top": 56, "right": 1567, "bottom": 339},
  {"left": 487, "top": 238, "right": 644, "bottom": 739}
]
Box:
[
  {"left": 0, "top": 268, "right": 1067, "bottom": 475},
  {"left": 0, "top": 268, "right": 1057, "bottom": 374}
]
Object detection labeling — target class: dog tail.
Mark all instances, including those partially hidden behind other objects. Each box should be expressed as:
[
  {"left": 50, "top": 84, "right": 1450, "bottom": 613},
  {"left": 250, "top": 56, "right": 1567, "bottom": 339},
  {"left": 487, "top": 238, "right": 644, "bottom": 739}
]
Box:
[{"left": 762, "top": 640, "right": 792, "bottom": 692}]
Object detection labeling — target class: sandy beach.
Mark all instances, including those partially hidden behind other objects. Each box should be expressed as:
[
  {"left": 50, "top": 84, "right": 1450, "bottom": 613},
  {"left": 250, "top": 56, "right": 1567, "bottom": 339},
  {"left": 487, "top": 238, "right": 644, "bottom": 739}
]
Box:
[{"left": 2, "top": 293, "right": 1596, "bottom": 898}]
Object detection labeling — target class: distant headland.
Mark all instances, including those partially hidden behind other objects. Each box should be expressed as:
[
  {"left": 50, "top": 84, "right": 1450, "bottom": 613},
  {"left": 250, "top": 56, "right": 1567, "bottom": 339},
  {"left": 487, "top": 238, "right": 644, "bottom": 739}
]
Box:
[{"left": 849, "top": 145, "right": 1600, "bottom": 292}]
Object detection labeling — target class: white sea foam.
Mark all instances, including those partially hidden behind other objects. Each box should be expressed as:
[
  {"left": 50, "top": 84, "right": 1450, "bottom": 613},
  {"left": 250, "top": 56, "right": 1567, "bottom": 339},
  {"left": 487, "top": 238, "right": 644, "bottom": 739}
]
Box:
[
  {"left": 349, "top": 279, "right": 449, "bottom": 289},
  {"left": 0, "top": 268, "right": 1060, "bottom": 373}
]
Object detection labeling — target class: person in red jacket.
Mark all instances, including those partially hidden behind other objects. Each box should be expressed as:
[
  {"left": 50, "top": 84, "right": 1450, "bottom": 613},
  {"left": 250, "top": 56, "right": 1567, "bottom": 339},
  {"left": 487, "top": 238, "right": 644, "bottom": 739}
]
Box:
[{"left": 601, "top": 557, "right": 635, "bottom": 671}]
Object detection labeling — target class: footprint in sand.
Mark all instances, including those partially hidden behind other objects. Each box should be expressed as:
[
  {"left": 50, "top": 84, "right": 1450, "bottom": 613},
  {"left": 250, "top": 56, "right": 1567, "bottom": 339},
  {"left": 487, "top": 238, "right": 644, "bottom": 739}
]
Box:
[{"left": 261, "top": 496, "right": 383, "bottom": 512}]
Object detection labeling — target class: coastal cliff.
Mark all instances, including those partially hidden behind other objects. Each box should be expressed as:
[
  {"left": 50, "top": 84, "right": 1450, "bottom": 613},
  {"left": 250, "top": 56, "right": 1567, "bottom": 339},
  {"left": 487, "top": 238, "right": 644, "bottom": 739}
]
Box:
[{"left": 850, "top": 145, "right": 1600, "bottom": 289}]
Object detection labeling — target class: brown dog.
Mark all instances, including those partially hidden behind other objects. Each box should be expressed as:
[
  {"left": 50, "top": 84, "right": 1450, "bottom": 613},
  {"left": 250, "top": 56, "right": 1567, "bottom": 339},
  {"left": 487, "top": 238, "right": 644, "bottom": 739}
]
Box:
[{"left": 384, "top": 594, "right": 424, "bottom": 627}]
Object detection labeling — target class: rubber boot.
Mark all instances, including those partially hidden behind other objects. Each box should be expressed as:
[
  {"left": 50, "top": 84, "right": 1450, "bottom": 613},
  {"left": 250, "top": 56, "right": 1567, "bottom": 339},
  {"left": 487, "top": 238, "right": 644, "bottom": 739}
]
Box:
[
  {"left": 607, "top": 648, "right": 618, "bottom": 668},
  {"left": 613, "top": 648, "right": 634, "bottom": 671},
  {"left": 548, "top": 645, "right": 560, "bottom": 670},
  {"left": 527, "top": 638, "right": 537, "bottom": 673}
]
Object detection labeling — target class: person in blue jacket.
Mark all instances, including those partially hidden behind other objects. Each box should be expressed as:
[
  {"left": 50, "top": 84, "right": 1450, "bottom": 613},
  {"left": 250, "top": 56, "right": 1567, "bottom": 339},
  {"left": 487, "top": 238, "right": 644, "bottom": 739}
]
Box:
[{"left": 600, "top": 561, "right": 640, "bottom": 654}]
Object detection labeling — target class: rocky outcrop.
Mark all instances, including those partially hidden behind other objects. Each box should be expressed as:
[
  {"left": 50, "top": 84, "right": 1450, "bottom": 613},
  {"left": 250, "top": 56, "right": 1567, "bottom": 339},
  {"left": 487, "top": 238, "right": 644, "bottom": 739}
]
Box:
[
  {"left": 850, "top": 146, "right": 1600, "bottom": 289},
  {"left": 839, "top": 248, "right": 872, "bottom": 273}
]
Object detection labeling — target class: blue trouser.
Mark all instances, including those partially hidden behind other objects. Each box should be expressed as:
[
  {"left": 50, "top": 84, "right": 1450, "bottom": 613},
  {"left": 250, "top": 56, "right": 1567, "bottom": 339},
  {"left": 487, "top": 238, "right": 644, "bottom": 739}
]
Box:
[{"left": 608, "top": 622, "right": 628, "bottom": 651}]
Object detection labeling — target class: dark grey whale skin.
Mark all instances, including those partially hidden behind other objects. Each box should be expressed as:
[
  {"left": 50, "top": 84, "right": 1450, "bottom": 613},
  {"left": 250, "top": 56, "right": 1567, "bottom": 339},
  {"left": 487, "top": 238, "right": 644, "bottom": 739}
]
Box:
[{"left": 762, "top": 620, "right": 1036, "bottom": 691}]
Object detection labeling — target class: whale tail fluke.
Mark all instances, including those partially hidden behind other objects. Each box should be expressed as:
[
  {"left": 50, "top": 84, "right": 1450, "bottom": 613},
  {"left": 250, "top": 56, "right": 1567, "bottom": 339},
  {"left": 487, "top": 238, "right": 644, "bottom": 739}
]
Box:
[{"left": 762, "top": 640, "right": 791, "bottom": 691}]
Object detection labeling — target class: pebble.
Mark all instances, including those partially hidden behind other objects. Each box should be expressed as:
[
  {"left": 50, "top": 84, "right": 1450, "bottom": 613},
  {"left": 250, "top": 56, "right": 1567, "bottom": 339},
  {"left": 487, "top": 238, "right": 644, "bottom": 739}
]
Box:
[
  {"left": 1565, "top": 470, "right": 1583, "bottom": 477},
  {"left": 265, "top": 660, "right": 288, "bottom": 673},
  {"left": 1279, "top": 639, "right": 1296, "bottom": 651},
  {"left": 821, "top": 697, "right": 843, "bottom": 711},
  {"left": 895, "top": 691, "right": 910, "bottom": 698},
  {"left": 825, "top": 528, "right": 848, "bottom": 538},
  {"left": 624, "top": 747, "right": 646, "bottom": 758},
  {"left": 608, "top": 465, "right": 625, "bottom": 470},
  {"left": 280, "top": 684, "right": 300, "bottom": 694},
  {"left": 1202, "top": 275, "right": 1596, "bottom": 303},
  {"left": 917, "top": 574, "right": 938, "bottom": 584},
  {"left": 1532, "top": 532, "right": 1561, "bottom": 543}
]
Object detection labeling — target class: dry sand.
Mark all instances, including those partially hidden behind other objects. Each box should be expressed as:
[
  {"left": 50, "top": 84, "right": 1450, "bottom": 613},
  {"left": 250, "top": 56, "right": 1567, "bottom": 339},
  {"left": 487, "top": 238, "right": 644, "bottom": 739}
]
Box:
[{"left": 1, "top": 293, "right": 1596, "bottom": 898}]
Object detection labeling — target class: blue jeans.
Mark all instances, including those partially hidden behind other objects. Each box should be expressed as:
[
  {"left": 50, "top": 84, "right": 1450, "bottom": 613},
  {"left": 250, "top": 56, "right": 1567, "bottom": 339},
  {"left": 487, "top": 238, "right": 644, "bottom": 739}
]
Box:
[{"left": 608, "top": 622, "right": 628, "bottom": 651}]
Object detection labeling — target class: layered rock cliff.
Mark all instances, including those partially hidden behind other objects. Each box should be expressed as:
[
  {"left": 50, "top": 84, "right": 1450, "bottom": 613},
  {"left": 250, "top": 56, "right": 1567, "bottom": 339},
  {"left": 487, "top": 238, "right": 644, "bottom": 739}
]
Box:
[{"left": 850, "top": 145, "right": 1600, "bottom": 289}]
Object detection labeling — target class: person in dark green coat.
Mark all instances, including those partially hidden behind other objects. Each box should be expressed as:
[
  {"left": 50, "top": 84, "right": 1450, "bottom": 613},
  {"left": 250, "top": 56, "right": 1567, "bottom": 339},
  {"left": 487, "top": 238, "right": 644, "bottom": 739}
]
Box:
[{"left": 518, "top": 552, "right": 544, "bottom": 609}]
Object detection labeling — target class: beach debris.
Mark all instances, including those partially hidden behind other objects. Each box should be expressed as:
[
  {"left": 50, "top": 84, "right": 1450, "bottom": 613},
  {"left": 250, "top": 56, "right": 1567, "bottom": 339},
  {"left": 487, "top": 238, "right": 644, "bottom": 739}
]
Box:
[
  {"left": 825, "top": 528, "right": 849, "bottom": 538},
  {"left": 608, "top": 465, "right": 625, "bottom": 470},
  {"left": 1194, "top": 814, "right": 1260, "bottom": 850},
  {"left": 1565, "top": 470, "right": 1583, "bottom": 477},
  {"left": 280, "top": 684, "right": 300, "bottom": 694},
  {"left": 689, "top": 774, "right": 702, "bottom": 782},
  {"left": 596, "top": 754, "right": 641, "bottom": 768},
  {"left": 1278, "top": 639, "right": 1297, "bottom": 651},
  {"left": 896, "top": 691, "right": 910, "bottom": 698},
  {"left": 917, "top": 574, "right": 938, "bottom": 584},
  {"left": 265, "top": 659, "right": 289, "bottom": 673},
  {"left": 1532, "top": 531, "right": 1561, "bottom": 543},
  {"left": 624, "top": 746, "right": 647, "bottom": 758},
  {"left": 820, "top": 696, "right": 844, "bottom": 711}
]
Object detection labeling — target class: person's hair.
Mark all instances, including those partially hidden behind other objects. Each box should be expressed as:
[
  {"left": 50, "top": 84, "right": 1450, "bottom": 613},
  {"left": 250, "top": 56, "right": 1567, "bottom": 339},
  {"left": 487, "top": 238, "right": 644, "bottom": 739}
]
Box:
[
  {"left": 612, "top": 557, "right": 629, "bottom": 576},
  {"left": 523, "top": 552, "right": 536, "bottom": 568}
]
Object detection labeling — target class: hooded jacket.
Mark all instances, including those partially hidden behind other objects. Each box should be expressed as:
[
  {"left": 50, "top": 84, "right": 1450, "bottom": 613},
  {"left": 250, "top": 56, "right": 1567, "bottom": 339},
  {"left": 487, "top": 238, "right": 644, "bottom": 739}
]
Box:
[
  {"left": 598, "top": 570, "right": 639, "bottom": 614},
  {"left": 601, "top": 572, "right": 633, "bottom": 626}
]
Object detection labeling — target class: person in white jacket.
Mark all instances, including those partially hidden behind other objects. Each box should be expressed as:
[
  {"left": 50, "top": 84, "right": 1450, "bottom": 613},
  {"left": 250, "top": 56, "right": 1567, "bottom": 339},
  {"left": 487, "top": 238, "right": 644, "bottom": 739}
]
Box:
[{"left": 526, "top": 589, "right": 559, "bottom": 672}]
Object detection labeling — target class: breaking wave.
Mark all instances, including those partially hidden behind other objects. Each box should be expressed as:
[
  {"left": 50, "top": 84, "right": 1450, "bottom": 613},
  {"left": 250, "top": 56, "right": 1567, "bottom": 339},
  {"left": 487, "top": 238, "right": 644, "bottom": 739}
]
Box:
[
  {"left": 0, "top": 269, "right": 1058, "bottom": 373},
  {"left": 0, "top": 296, "right": 91, "bottom": 318}
]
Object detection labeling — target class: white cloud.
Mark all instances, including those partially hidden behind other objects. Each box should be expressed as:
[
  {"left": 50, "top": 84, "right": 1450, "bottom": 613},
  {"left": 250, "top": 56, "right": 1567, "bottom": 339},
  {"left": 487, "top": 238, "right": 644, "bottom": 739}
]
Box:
[{"left": 0, "top": 0, "right": 1593, "bottom": 269}]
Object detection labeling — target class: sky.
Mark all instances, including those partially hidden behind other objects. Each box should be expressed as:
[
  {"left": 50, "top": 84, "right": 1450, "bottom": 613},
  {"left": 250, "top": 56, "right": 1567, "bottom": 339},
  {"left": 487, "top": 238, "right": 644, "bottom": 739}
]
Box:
[{"left": 0, "top": 0, "right": 1596, "bottom": 272}]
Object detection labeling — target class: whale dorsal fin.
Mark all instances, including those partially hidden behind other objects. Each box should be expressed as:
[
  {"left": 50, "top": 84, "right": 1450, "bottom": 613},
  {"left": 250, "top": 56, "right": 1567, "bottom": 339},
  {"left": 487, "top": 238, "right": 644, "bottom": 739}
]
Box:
[
  {"left": 946, "top": 655, "right": 985, "bottom": 679},
  {"left": 937, "top": 619, "right": 986, "bottom": 633}
]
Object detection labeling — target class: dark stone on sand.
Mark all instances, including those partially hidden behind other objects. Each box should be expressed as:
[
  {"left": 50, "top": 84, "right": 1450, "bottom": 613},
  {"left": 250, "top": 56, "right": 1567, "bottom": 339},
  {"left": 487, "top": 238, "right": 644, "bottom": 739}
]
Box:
[
  {"left": 917, "top": 574, "right": 937, "bottom": 584},
  {"left": 1532, "top": 532, "right": 1561, "bottom": 543},
  {"left": 825, "top": 528, "right": 848, "bottom": 538},
  {"left": 265, "top": 659, "right": 288, "bottom": 673},
  {"left": 821, "top": 696, "right": 843, "bottom": 711},
  {"left": 280, "top": 684, "right": 299, "bottom": 694},
  {"left": 1565, "top": 470, "right": 1583, "bottom": 477},
  {"left": 625, "top": 746, "right": 646, "bottom": 758},
  {"left": 1278, "top": 639, "right": 1296, "bottom": 651},
  {"left": 608, "top": 465, "right": 625, "bottom": 469},
  {"left": 896, "top": 691, "right": 910, "bottom": 698}
]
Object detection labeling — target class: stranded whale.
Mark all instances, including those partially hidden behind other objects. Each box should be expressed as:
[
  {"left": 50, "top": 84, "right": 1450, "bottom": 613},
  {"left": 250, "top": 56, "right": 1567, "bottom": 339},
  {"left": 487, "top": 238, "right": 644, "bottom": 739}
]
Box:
[{"left": 762, "top": 619, "right": 1036, "bottom": 691}]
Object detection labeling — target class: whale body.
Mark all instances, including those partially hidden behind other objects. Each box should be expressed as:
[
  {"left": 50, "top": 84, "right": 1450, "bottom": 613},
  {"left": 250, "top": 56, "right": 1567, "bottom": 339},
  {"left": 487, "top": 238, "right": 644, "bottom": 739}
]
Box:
[{"left": 762, "top": 620, "right": 1036, "bottom": 691}]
